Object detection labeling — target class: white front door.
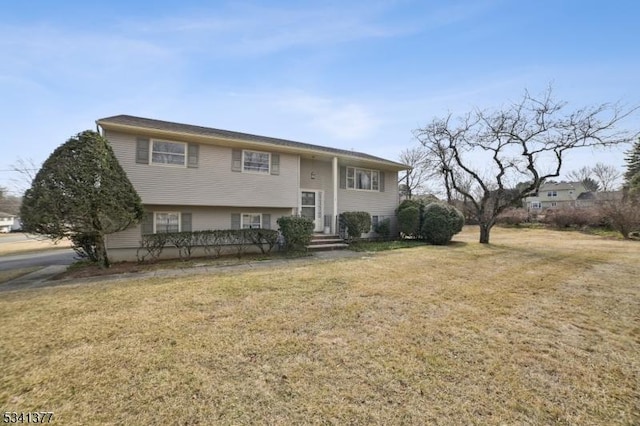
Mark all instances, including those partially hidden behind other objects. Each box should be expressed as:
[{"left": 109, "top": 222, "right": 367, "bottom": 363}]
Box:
[{"left": 300, "top": 190, "right": 324, "bottom": 232}]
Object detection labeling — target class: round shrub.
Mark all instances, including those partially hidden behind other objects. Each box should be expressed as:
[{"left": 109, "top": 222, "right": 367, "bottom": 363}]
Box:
[
  {"left": 398, "top": 206, "right": 420, "bottom": 237},
  {"left": 374, "top": 217, "right": 391, "bottom": 241},
  {"left": 340, "top": 211, "right": 372, "bottom": 241},
  {"left": 421, "top": 203, "right": 464, "bottom": 245},
  {"left": 277, "top": 216, "right": 314, "bottom": 251},
  {"left": 446, "top": 204, "right": 465, "bottom": 234},
  {"left": 397, "top": 199, "right": 423, "bottom": 213}
]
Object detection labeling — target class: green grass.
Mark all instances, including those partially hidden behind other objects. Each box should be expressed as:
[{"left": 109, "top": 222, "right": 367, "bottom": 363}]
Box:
[
  {"left": 348, "top": 239, "right": 429, "bottom": 252},
  {"left": 1, "top": 226, "right": 638, "bottom": 425}
]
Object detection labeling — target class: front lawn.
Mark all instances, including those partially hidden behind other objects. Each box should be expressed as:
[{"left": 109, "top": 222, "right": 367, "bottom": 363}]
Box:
[{"left": 1, "top": 227, "right": 638, "bottom": 424}]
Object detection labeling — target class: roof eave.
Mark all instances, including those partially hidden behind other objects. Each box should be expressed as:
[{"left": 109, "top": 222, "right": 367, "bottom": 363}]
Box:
[{"left": 96, "top": 119, "right": 410, "bottom": 171}]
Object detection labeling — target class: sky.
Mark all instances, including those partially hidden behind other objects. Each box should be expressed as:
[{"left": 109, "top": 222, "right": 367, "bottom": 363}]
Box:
[{"left": 1, "top": 0, "right": 638, "bottom": 195}]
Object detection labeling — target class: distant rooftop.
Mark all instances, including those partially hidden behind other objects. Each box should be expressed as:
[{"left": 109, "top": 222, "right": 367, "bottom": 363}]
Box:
[
  {"left": 97, "top": 115, "right": 409, "bottom": 170},
  {"left": 539, "top": 181, "right": 585, "bottom": 191}
]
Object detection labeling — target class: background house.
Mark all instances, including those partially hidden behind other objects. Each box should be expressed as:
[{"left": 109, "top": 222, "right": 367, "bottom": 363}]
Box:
[
  {"left": 0, "top": 212, "right": 15, "bottom": 233},
  {"left": 97, "top": 115, "right": 409, "bottom": 261},
  {"left": 575, "top": 191, "right": 624, "bottom": 208},
  {"left": 524, "top": 181, "right": 587, "bottom": 211}
]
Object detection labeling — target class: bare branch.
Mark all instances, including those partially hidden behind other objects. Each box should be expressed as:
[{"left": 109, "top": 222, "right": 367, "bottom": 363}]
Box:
[{"left": 413, "top": 86, "right": 637, "bottom": 243}]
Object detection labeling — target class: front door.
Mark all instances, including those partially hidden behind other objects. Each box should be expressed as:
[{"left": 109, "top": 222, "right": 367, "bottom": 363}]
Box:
[{"left": 300, "top": 190, "right": 324, "bottom": 232}]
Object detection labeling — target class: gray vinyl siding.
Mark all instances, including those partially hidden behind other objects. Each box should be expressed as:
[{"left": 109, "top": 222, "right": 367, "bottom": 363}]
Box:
[
  {"left": 338, "top": 170, "right": 399, "bottom": 235},
  {"left": 299, "top": 158, "right": 335, "bottom": 214},
  {"left": 105, "top": 205, "right": 292, "bottom": 249},
  {"left": 299, "top": 158, "right": 399, "bottom": 235},
  {"left": 106, "top": 131, "right": 298, "bottom": 208}
]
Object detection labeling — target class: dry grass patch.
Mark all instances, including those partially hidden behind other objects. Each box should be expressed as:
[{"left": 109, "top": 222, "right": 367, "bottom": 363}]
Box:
[
  {"left": 0, "top": 227, "right": 638, "bottom": 424},
  {"left": 0, "top": 236, "right": 71, "bottom": 256},
  {"left": 0, "top": 267, "right": 40, "bottom": 285}
]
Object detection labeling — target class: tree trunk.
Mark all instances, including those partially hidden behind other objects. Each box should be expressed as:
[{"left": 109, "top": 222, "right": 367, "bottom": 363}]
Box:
[
  {"left": 95, "top": 234, "right": 110, "bottom": 268},
  {"left": 479, "top": 222, "right": 492, "bottom": 244}
]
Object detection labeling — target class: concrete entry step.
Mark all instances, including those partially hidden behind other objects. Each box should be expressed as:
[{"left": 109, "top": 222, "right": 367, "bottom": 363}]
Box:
[
  {"left": 308, "top": 238, "right": 345, "bottom": 245},
  {"left": 307, "top": 234, "right": 348, "bottom": 251},
  {"left": 306, "top": 242, "right": 350, "bottom": 251}
]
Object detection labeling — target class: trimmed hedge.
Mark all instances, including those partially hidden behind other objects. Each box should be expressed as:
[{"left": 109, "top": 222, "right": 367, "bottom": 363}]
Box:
[
  {"left": 374, "top": 218, "right": 392, "bottom": 241},
  {"left": 277, "top": 216, "right": 314, "bottom": 252},
  {"left": 340, "top": 211, "right": 372, "bottom": 242},
  {"left": 136, "top": 228, "right": 279, "bottom": 263}
]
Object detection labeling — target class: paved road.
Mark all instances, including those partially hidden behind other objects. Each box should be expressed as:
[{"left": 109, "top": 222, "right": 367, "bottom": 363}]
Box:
[{"left": 0, "top": 249, "right": 76, "bottom": 271}]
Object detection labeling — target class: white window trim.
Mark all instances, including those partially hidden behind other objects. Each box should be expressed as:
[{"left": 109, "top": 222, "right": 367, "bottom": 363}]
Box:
[
  {"left": 242, "top": 149, "right": 271, "bottom": 174},
  {"left": 530, "top": 202, "right": 541, "bottom": 209},
  {"left": 241, "top": 213, "right": 263, "bottom": 229},
  {"left": 346, "top": 166, "right": 380, "bottom": 192},
  {"left": 547, "top": 191, "right": 558, "bottom": 197},
  {"left": 150, "top": 139, "right": 187, "bottom": 167},
  {"left": 154, "top": 211, "right": 181, "bottom": 233}
]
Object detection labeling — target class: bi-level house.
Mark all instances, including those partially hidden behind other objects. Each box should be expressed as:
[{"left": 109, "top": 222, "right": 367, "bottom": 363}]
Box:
[
  {"left": 523, "top": 181, "right": 588, "bottom": 211},
  {"left": 96, "top": 115, "right": 408, "bottom": 261}
]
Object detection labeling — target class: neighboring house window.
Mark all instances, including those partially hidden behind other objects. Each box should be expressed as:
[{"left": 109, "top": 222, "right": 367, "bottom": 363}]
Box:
[
  {"left": 243, "top": 150, "right": 270, "bottom": 174},
  {"left": 242, "top": 213, "right": 262, "bottom": 229},
  {"left": 551, "top": 202, "right": 557, "bottom": 207},
  {"left": 155, "top": 212, "right": 180, "bottom": 233},
  {"left": 531, "top": 202, "right": 541, "bottom": 209},
  {"left": 372, "top": 215, "right": 379, "bottom": 232},
  {"left": 547, "top": 191, "right": 557, "bottom": 197},
  {"left": 151, "top": 140, "right": 186, "bottom": 166},
  {"left": 347, "top": 167, "right": 380, "bottom": 191}
]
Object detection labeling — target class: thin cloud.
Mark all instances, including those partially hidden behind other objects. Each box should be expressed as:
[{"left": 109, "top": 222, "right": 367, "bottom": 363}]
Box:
[
  {"left": 117, "top": 3, "right": 419, "bottom": 56},
  {"left": 276, "top": 94, "right": 379, "bottom": 140}
]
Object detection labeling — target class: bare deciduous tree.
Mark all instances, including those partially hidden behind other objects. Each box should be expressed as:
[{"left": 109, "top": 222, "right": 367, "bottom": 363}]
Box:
[
  {"left": 591, "top": 162, "right": 622, "bottom": 191},
  {"left": 414, "top": 87, "right": 637, "bottom": 244},
  {"left": 10, "top": 157, "right": 40, "bottom": 195},
  {"left": 398, "top": 146, "right": 434, "bottom": 199},
  {"left": 565, "top": 163, "right": 622, "bottom": 192}
]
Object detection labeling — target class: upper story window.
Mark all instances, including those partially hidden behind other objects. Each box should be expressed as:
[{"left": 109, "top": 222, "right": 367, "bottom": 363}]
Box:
[
  {"left": 155, "top": 212, "right": 180, "bottom": 233},
  {"left": 243, "top": 150, "right": 270, "bottom": 174},
  {"left": 151, "top": 140, "right": 186, "bottom": 166},
  {"left": 347, "top": 167, "right": 380, "bottom": 191},
  {"left": 547, "top": 191, "right": 558, "bottom": 197},
  {"left": 242, "top": 213, "right": 262, "bottom": 229}
]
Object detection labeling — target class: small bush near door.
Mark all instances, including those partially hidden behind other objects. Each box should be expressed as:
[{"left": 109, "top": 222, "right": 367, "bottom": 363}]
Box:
[
  {"left": 277, "top": 216, "right": 314, "bottom": 252},
  {"left": 340, "top": 212, "right": 372, "bottom": 242},
  {"left": 374, "top": 218, "right": 391, "bottom": 241}
]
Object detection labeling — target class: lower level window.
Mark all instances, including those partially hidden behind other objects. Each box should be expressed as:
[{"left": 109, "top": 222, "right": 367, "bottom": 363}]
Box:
[
  {"left": 530, "top": 202, "right": 541, "bottom": 209},
  {"left": 242, "top": 213, "right": 262, "bottom": 229},
  {"left": 155, "top": 212, "right": 180, "bottom": 233}
]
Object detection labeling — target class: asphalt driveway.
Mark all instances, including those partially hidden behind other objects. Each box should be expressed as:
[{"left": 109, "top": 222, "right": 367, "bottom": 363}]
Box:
[{"left": 0, "top": 249, "right": 76, "bottom": 271}]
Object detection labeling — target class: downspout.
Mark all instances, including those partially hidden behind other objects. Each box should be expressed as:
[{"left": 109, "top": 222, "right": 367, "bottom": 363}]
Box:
[
  {"left": 296, "top": 155, "right": 301, "bottom": 216},
  {"left": 332, "top": 156, "right": 338, "bottom": 234}
]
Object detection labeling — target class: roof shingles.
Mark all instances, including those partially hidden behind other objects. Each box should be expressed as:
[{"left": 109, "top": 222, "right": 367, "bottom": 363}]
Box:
[{"left": 97, "top": 115, "right": 408, "bottom": 169}]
